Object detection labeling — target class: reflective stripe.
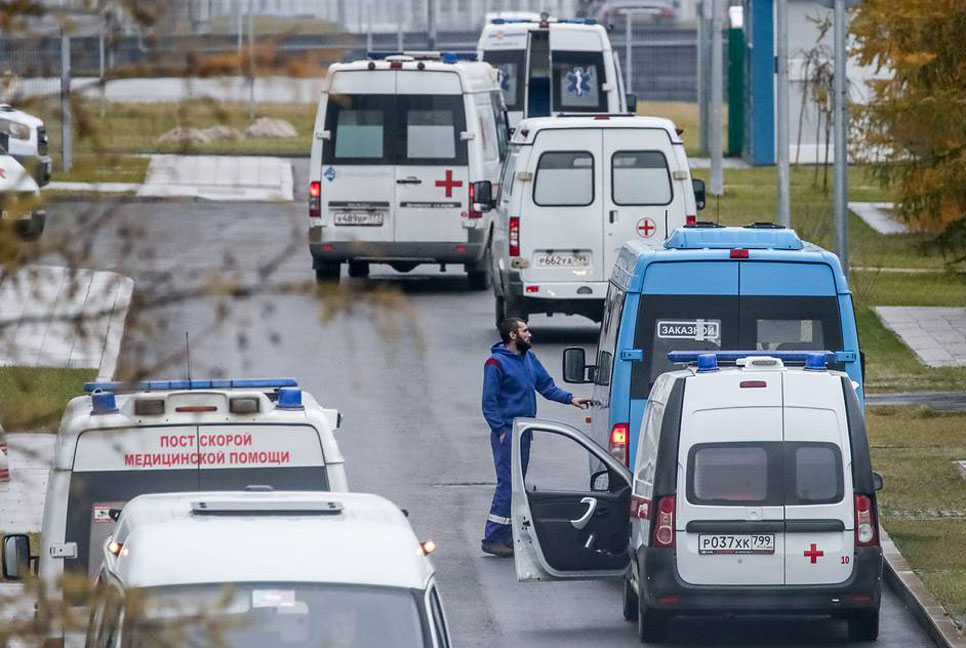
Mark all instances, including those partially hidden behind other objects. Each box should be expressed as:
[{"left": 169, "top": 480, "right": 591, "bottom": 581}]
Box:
[{"left": 487, "top": 514, "right": 511, "bottom": 525}]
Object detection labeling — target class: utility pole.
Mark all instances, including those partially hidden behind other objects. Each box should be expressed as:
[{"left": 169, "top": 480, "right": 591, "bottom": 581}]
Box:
[
  {"left": 60, "top": 29, "right": 72, "bottom": 173},
  {"left": 776, "top": 0, "right": 790, "bottom": 227},
  {"left": 624, "top": 11, "right": 633, "bottom": 94},
  {"left": 248, "top": 0, "right": 255, "bottom": 119},
  {"left": 833, "top": 0, "right": 849, "bottom": 276},
  {"left": 710, "top": 0, "right": 723, "bottom": 195},
  {"left": 427, "top": 0, "right": 437, "bottom": 50},
  {"left": 698, "top": 0, "right": 710, "bottom": 155}
]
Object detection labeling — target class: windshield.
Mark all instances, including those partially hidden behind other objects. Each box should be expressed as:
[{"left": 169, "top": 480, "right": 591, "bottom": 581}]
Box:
[{"left": 121, "top": 583, "right": 428, "bottom": 648}]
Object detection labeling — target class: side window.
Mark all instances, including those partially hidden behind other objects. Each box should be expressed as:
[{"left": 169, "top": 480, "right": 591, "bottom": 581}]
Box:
[
  {"left": 595, "top": 284, "right": 626, "bottom": 386},
  {"left": 524, "top": 428, "right": 616, "bottom": 493},
  {"left": 634, "top": 398, "right": 665, "bottom": 485},
  {"left": 477, "top": 97, "right": 499, "bottom": 163},
  {"left": 533, "top": 151, "right": 594, "bottom": 207},
  {"left": 429, "top": 587, "right": 450, "bottom": 648},
  {"left": 687, "top": 442, "right": 784, "bottom": 506},
  {"left": 499, "top": 149, "right": 518, "bottom": 203},
  {"left": 95, "top": 587, "right": 123, "bottom": 648},
  {"left": 612, "top": 151, "right": 673, "bottom": 206},
  {"left": 490, "top": 92, "right": 509, "bottom": 161},
  {"left": 786, "top": 442, "right": 844, "bottom": 505}
]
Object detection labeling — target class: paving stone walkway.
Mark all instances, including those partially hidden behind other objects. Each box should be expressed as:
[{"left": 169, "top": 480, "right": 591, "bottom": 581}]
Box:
[
  {"left": 876, "top": 306, "right": 966, "bottom": 367},
  {"left": 850, "top": 202, "right": 908, "bottom": 235},
  {"left": 136, "top": 155, "right": 294, "bottom": 202}
]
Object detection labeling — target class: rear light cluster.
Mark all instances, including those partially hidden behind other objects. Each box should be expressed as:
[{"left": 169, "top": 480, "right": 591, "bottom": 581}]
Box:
[
  {"left": 468, "top": 184, "right": 482, "bottom": 219},
  {"left": 686, "top": 215, "right": 696, "bottom": 226},
  {"left": 309, "top": 181, "right": 321, "bottom": 219},
  {"left": 608, "top": 423, "right": 629, "bottom": 465},
  {"left": 854, "top": 494, "right": 879, "bottom": 547},
  {"left": 509, "top": 216, "right": 520, "bottom": 256},
  {"left": 652, "top": 495, "right": 675, "bottom": 548}
]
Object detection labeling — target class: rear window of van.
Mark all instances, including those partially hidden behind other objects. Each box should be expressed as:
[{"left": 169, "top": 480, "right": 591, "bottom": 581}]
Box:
[
  {"left": 552, "top": 51, "right": 606, "bottom": 112},
  {"left": 533, "top": 151, "right": 594, "bottom": 206},
  {"left": 612, "top": 151, "right": 672, "bottom": 205},
  {"left": 483, "top": 50, "right": 525, "bottom": 110}
]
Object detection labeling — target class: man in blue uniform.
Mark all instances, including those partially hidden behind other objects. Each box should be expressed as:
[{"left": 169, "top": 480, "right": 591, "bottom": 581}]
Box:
[{"left": 481, "top": 317, "right": 590, "bottom": 557}]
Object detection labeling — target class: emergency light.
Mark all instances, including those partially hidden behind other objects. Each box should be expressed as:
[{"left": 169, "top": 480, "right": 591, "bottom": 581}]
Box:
[
  {"left": 83, "top": 378, "right": 298, "bottom": 393},
  {"left": 668, "top": 350, "right": 834, "bottom": 368},
  {"left": 276, "top": 387, "right": 303, "bottom": 409}
]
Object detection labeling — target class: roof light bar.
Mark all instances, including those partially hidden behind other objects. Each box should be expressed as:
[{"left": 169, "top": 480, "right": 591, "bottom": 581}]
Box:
[
  {"left": 668, "top": 350, "right": 833, "bottom": 367},
  {"left": 191, "top": 500, "right": 343, "bottom": 516},
  {"left": 277, "top": 387, "right": 304, "bottom": 409},
  {"left": 83, "top": 378, "right": 298, "bottom": 393}
]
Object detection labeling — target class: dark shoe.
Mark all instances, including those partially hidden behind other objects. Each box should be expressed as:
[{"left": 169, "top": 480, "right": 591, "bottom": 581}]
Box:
[{"left": 481, "top": 541, "right": 514, "bottom": 557}]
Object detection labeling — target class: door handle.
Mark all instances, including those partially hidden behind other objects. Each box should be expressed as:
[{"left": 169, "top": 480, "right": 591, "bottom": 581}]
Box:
[
  {"left": 396, "top": 177, "right": 422, "bottom": 185},
  {"left": 609, "top": 210, "right": 617, "bottom": 224},
  {"left": 571, "top": 497, "right": 598, "bottom": 530}
]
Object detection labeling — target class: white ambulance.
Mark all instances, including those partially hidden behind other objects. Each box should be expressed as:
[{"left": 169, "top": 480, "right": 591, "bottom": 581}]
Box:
[
  {"left": 1, "top": 142, "right": 45, "bottom": 240},
  {"left": 307, "top": 53, "right": 508, "bottom": 288},
  {"left": 477, "top": 16, "right": 632, "bottom": 129},
  {"left": 0, "top": 104, "right": 52, "bottom": 186},
  {"left": 507, "top": 352, "right": 883, "bottom": 642},
  {"left": 490, "top": 114, "right": 705, "bottom": 324},
  {"left": 0, "top": 379, "right": 347, "bottom": 618},
  {"left": 79, "top": 491, "right": 451, "bottom": 648}
]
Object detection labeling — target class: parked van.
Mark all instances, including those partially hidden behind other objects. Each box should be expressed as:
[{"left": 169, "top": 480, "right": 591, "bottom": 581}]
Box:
[
  {"left": 73, "top": 491, "right": 451, "bottom": 648},
  {"left": 478, "top": 16, "right": 633, "bottom": 129},
  {"left": 0, "top": 379, "right": 346, "bottom": 615},
  {"left": 0, "top": 103, "right": 52, "bottom": 186},
  {"left": 1, "top": 144, "right": 46, "bottom": 240},
  {"left": 308, "top": 53, "right": 508, "bottom": 288},
  {"left": 562, "top": 225, "right": 864, "bottom": 467},
  {"left": 490, "top": 114, "right": 704, "bottom": 324},
  {"left": 507, "top": 352, "right": 883, "bottom": 642}
]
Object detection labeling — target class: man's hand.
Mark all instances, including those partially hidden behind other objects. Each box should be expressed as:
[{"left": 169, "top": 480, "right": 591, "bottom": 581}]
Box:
[{"left": 571, "top": 397, "right": 591, "bottom": 410}]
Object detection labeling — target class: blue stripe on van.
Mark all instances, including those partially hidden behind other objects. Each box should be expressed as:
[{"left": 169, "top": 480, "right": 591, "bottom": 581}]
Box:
[
  {"left": 641, "top": 261, "right": 738, "bottom": 295},
  {"left": 739, "top": 262, "right": 837, "bottom": 296}
]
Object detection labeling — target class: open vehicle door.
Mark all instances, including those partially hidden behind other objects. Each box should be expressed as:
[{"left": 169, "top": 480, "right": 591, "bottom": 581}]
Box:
[{"left": 510, "top": 418, "right": 632, "bottom": 581}]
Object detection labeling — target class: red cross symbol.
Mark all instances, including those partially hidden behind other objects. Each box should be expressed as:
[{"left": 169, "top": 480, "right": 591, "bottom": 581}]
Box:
[
  {"left": 0, "top": 168, "right": 6, "bottom": 179},
  {"left": 804, "top": 543, "right": 824, "bottom": 564},
  {"left": 636, "top": 217, "right": 656, "bottom": 238},
  {"left": 435, "top": 169, "right": 463, "bottom": 198}
]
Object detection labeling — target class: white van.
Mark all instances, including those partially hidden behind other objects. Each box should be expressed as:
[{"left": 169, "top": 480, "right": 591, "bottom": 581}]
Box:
[
  {"left": 507, "top": 352, "right": 883, "bottom": 642},
  {"left": 75, "top": 491, "right": 451, "bottom": 648},
  {"left": 0, "top": 379, "right": 347, "bottom": 619},
  {"left": 308, "top": 53, "right": 509, "bottom": 288},
  {"left": 0, "top": 144, "right": 45, "bottom": 240},
  {"left": 0, "top": 104, "right": 52, "bottom": 186},
  {"left": 477, "top": 16, "right": 633, "bottom": 129},
  {"left": 490, "top": 114, "right": 705, "bottom": 324}
]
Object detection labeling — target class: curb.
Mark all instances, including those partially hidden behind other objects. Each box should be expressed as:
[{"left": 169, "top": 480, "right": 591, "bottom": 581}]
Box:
[
  {"left": 881, "top": 526, "right": 966, "bottom": 648},
  {"left": 97, "top": 275, "right": 134, "bottom": 383}
]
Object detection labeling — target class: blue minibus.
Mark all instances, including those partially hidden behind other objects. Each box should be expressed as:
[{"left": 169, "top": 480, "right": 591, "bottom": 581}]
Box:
[{"left": 562, "top": 224, "right": 864, "bottom": 467}]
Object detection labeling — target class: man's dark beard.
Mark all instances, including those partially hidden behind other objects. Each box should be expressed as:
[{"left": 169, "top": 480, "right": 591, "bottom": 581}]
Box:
[{"left": 516, "top": 339, "right": 531, "bottom": 353}]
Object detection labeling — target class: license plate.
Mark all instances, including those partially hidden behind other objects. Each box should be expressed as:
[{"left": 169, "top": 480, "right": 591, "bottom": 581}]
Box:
[
  {"left": 334, "top": 212, "right": 383, "bottom": 226},
  {"left": 534, "top": 252, "right": 591, "bottom": 268},
  {"left": 699, "top": 534, "right": 775, "bottom": 555}
]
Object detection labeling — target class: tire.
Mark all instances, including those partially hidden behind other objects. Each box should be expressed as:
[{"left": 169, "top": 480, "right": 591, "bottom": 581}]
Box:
[
  {"left": 467, "top": 268, "right": 491, "bottom": 291},
  {"left": 494, "top": 296, "right": 507, "bottom": 330},
  {"left": 847, "top": 608, "right": 879, "bottom": 642},
  {"left": 347, "top": 261, "right": 369, "bottom": 278},
  {"left": 637, "top": 602, "right": 668, "bottom": 643},
  {"left": 314, "top": 262, "right": 340, "bottom": 283},
  {"left": 622, "top": 577, "right": 639, "bottom": 622}
]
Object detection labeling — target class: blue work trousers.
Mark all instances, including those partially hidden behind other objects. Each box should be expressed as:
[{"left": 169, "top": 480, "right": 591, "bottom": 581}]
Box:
[{"left": 483, "top": 428, "right": 531, "bottom": 546}]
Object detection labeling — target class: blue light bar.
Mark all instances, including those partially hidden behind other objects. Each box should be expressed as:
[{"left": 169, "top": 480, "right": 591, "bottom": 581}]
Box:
[
  {"left": 490, "top": 18, "right": 536, "bottom": 24},
  {"left": 276, "top": 387, "right": 303, "bottom": 409},
  {"left": 83, "top": 378, "right": 298, "bottom": 393},
  {"left": 667, "top": 351, "right": 833, "bottom": 367},
  {"left": 442, "top": 51, "right": 479, "bottom": 62},
  {"left": 91, "top": 391, "right": 117, "bottom": 414},
  {"left": 557, "top": 18, "right": 597, "bottom": 24},
  {"left": 366, "top": 50, "right": 404, "bottom": 59},
  {"left": 696, "top": 354, "right": 718, "bottom": 372}
]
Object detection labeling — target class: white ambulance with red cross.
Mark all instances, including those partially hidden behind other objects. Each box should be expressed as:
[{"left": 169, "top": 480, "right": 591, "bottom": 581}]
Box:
[
  {"left": 490, "top": 114, "right": 705, "bottom": 325},
  {"left": 308, "top": 53, "right": 509, "bottom": 288},
  {"left": 508, "top": 352, "right": 883, "bottom": 643},
  {"left": 10, "top": 379, "right": 346, "bottom": 621}
]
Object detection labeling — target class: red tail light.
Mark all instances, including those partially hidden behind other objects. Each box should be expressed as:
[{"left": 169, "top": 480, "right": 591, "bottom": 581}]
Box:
[
  {"left": 730, "top": 248, "right": 750, "bottom": 258},
  {"left": 309, "top": 181, "right": 321, "bottom": 219},
  {"left": 854, "top": 494, "right": 879, "bottom": 547},
  {"left": 630, "top": 494, "right": 650, "bottom": 520},
  {"left": 652, "top": 495, "right": 675, "bottom": 548},
  {"left": 686, "top": 215, "right": 696, "bottom": 225},
  {"left": 468, "top": 184, "right": 482, "bottom": 219},
  {"left": 509, "top": 217, "right": 520, "bottom": 256},
  {"left": 609, "top": 423, "right": 629, "bottom": 465}
]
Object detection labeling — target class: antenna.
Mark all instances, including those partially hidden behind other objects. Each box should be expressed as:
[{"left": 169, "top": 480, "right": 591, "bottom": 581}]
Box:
[
  {"left": 185, "top": 332, "right": 192, "bottom": 381},
  {"left": 716, "top": 194, "right": 721, "bottom": 225}
]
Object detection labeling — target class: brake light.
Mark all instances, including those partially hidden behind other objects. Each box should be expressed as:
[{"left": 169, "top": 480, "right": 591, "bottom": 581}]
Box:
[
  {"left": 594, "top": 115, "right": 610, "bottom": 120},
  {"left": 730, "top": 248, "right": 750, "bottom": 258},
  {"left": 630, "top": 494, "right": 650, "bottom": 519},
  {"left": 740, "top": 380, "right": 767, "bottom": 388},
  {"left": 686, "top": 215, "right": 696, "bottom": 225},
  {"left": 652, "top": 495, "right": 675, "bottom": 548},
  {"left": 389, "top": 61, "right": 403, "bottom": 69},
  {"left": 854, "top": 494, "right": 879, "bottom": 547},
  {"left": 525, "top": 285, "right": 539, "bottom": 293},
  {"left": 175, "top": 405, "right": 217, "bottom": 413},
  {"left": 309, "top": 181, "right": 321, "bottom": 219},
  {"left": 609, "top": 423, "right": 629, "bottom": 465},
  {"left": 509, "top": 216, "right": 520, "bottom": 256},
  {"left": 468, "top": 184, "right": 482, "bottom": 219}
]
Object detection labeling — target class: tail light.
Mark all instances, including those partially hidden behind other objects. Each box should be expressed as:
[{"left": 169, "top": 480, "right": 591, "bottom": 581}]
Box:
[
  {"left": 686, "top": 215, "right": 696, "bottom": 225},
  {"left": 468, "top": 184, "right": 482, "bottom": 219},
  {"left": 509, "top": 216, "right": 520, "bottom": 256},
  {"left": 651, "top": 495, "right": 675, "bottom": 548},
  {"left": 609, "top": 423, "right": 629, "bottom": 465},
  {"left": 854, "top": 494, "right": 879, "bottom": 547},
  {"left": 630, "top": 494, "right": 650, "bottom": 519},
  {"left": 309, "top": 181, "right": 321, "bottom": 219}
]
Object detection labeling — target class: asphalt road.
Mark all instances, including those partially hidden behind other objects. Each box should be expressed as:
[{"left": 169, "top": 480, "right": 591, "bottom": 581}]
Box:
[{"left": 35, "top": 182, "right": 936, "bottom": 647}]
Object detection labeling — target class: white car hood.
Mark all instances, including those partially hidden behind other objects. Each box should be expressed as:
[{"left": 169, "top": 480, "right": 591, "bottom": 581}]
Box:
[
  {"left": 0, "top": 154, "right": 40, "bottom": 192},
  {"left": 0, "top": 104, "right": 43, "bottom": 129}
]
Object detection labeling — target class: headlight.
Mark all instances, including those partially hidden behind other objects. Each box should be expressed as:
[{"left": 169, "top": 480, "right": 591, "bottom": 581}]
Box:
[{"left": 0, "top": 119, "right": 30, "bottom": 140}]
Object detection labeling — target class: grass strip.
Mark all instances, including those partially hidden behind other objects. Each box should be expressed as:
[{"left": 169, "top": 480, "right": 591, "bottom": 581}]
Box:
[{"left": 0, "top": 367, "right": 94, "bottom": 432}]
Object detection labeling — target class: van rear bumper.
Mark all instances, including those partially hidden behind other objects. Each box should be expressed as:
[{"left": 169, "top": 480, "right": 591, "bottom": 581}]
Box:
[
  {"left": 639, "top": 545, "right": 883, "bottom": 614},
  {"left": 505, "top": 275, "right": 607, "bottom": 320},
  {"left": 309, "top": 227, "right": 486, "bottom": 265}
]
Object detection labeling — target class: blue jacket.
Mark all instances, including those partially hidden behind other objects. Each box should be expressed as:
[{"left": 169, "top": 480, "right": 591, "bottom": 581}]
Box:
[{"left": 482, "top": 342, "right": 573, "bottom": 433}]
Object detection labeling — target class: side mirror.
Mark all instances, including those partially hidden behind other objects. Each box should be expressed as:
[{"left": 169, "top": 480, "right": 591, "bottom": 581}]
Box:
[
  {"left": 562, "top": 347, "right": 592, "bottom": 384},
  {"left": 2, "top": 534, "right": 31, "bottom": 581},
  {"left": 872, "top": 472, "right": 884, "bottom": 491},
  {"left": 591, "top": 470, "right": 610, "bottom": 492},
  {"left": 692, "top": 178, "right": 706, "bottom": 210},
  {"left": 471, "top": 180, "right": 494, "bottom": 213},
  {"left": 625, "top": 92, "right": 638, "bottom": 114}
]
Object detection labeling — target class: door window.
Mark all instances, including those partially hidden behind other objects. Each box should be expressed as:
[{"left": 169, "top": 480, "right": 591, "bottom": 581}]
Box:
[
  {"left": 739, "top": 296, "right": 842, "bottom": 353},
  {"left": 787, "top": 442, "right": 844, "bottom": 505},
  {"left": 490, "top": 92, "right": 509, "bottom": 160},
  {"left": 323, "top": 95, "right": 394, "bottom": 165},
  {"left": 611, "top": 151, "right": 673, "bottom": 206},
  {"left": 499, "top": 148, "right": 519, "bottom": 203},
  {"left": 482, "top": 50, "right": 525, "bottom": 110},
  {"left": 533, "top": 151, "right": 594, "bottom": 206},
  {"left": 428, "top": 588, "right": 450, "bottom": 648},
  {"left": 594, "top": 284, "right": 626, "bottom": 386},
  {"left": 401, "top": 95, "right": 467, "bottom": 165},
  {"left": 687, "top": 442, "right": 783, "bottom": 506},
  {"left": 552, "top": 51, "right": 606, "bottom": 111}
]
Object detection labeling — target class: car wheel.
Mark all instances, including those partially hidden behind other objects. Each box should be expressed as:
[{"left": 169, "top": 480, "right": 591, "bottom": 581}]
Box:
[
  {"left": 314, "top": 262, "right": 340, "bottom": 283},
  {"left": 347, "top": 261, "right": 369, "bottom": 278},
  {"left": 622, "top": 577, "right": 638, "bottom": 622},
  {"left": 637, "top": 601, "right": 668, "bottom": 643},
  {"left": 847, "top": 608, "right": 879, "bottom": 641}
]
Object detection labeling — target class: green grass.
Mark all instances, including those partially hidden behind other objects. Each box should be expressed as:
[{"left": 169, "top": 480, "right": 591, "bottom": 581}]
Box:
[
  {"left": 636, "top": 100, "right": 728, "bottom": 157},
  {"left": 0, "top": 367, "right": 94, "bottom": 431},
  {"left": 868, "top": 407, "right": 966, "bottom": 627},
  {"left": 53, "top": 154, "right": 151, "bottom": 184}
]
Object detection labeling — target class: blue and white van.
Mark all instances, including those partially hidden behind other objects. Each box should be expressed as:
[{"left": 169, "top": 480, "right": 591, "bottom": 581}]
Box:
[{"left": 562, "top": 224, "right": 864, "bottom": 467}]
